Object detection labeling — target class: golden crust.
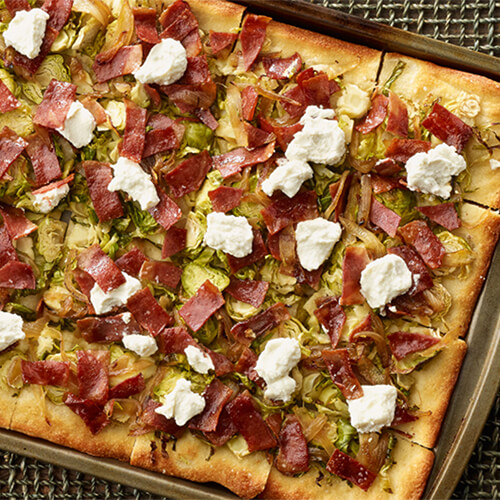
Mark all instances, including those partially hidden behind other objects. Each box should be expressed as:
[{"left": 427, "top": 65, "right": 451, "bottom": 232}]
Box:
[
  {"left": 264, "top": 20, "right": 381, "bottom": 92},
  {"left": 129, "top": 431, "right": 272, "bottom": 498},
  {"left": 262, "top": 438, "right": 434, "bottom": 500},
  {"left": 395, "top": 338, "right": 467, "bottom": 449},
  {"left": 379, "top": 53, "right": 500, "bottom": 208},
  {"left": 10, "top": 386, "right": 136, "bottom": 462},
  {"left": 440, "top": 203, "right": 500, "bottom": 337}
]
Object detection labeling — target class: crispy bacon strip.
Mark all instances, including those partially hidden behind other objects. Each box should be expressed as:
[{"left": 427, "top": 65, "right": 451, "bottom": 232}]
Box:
[
  {"left": 0, "top": 225, "right": 17, "bottom": 269},
  {"left": 370, "top": 197, "right": 401, "bottom": 237},
  {"left": 21, "top": 360, "right": 70, "bottom": 386},
  {"left": 388, "top": 245, "right": 433, "bottom": 295},
  {"left": 241, "top": 86, "right": 259, "bottom": 121},
  {"left": 93, "top": 45, "right": 143, "bottom": 83},
  {"left": 231, "top": 302, "right": 290, "bottom": 344},
  {"left": 213, "top": 142, "right": 275, "bottom": 179},
  {"left": 179, "top": 280, "right": 225, "bottom": 332},
  {"left": 244, "top": 122, "right": 275, "bottom": 149},
  {"left": 386, "top": 92, "right": 408, "bottom": 137},
  {"left": 64, "top": 394, "right": 110, "bottom": 434},
  {"left": 77, "top": 313, "right": 142, "bottom": 343},
  {"left": 227, "top": 391, "right": 277, "bottom": 452},
  {"left": 322, "top": 349, "right": 363, "bottom": 399},
  {"left": 33, "top": 80, "right": 76, "bottom": 130},
  {"left": 119, "top": 100, "right": 146, "bottom": 162},
  {"left": 387, "top": 331, "right": 441, "bottom": 361},
  {"left": 25, "top": 133, "right": 62, "bottom": 187},
  {"left": 385, "top": 138, "right": 431, "bottom": 163},
  {"left": 314, "top": 297, "right": 346, "bottom": 348},
  {"left": 275, "top": 415, "right": 310, "bottom": 476},
  {"left": 83, "top": 161, "right": 124, "bottom": 222},
  {"left": 133, "top": 399, "right": 183, "bottom": 436},
  {"left": 371, "top": 174, "right": 403, "bottom": 194},
  {"left": 165, "top": 150, "right": 212, "bottom": 198},
  {"left": 156, "top": 326, "right": 197, "bottom": 354},
  {"left": 148, "top": 189, "right": 182, "bottom": 231},
  {"left": 0, "top": 261, "right": 35, "bottom": 289},
  {"left": 262, "top": 191, "right": 318, "bottom": 235},
  {"left": 77, "top": 244, "right": 126, "bottom": 293},
  {"left": 422, "top": 102, "right": 473, "bottom": 153},
  {"left": 5, "top": 0, "right": 30, "bottom": 15},
  {"left": 127, "top": 287, "right": 173, "bottom": 336},
  {"left": 115, "top": 247, "right": 148, "bottom": 277},
  {"left": 326, "top": 449, "right": 377, "bottom": 491},
  {"left": 399, "top": 220, "right": 445, "bottom": 269},
  {"left": 0, "top": 204, "right": 37, "bottom": 240},
  {"left": 416, "top": 203, "right": 461, "bottom": 231},
  {"left": 240, "top": 14, "right": 270, "bottom": 71},
  {"left": 203, "top": 404, "right": 237, "bottom": 446},
  {"left": 227, "top": 229, "right": 268, "bottom": 273},
  {"left": 109, "top": 373, "right": 145, "bottom": 399},
  {"left": 0, "top": 80, "right": 20, "bottom": 113},
  {"left": 263, "top": 53, "right": 302, "bottom": 80},
  {"left": 133, "top": 7, "right": 160, "bottom": 44},
  {"left": 189, "top": 379, "right": 233, "bottom": 433},
  {"left": 139, "top": 261, "right": 182, "bottom": 289},
  {"left": 162, "top": 227, "right": 187, "bottom": 259},
  {"left": 77, "top": 350, "right": 109, "bottom": 405},
  {"left": 209, "top": 31, "right": 237, "bottom": 54},
  {"left": 225, "top": 278, "right": 269, "bottom": 308},
  {"left": 355, "top": 94, "right": 388, "bottom": 134},
  {"left": 208, "top": 186, "right": 243, "bottom": 213},
  {"left": 143, "top": 114, "right": 184, "bottom": 158},
  {"left": 0, "top": 127, "right": 27, "bottom": 179}
]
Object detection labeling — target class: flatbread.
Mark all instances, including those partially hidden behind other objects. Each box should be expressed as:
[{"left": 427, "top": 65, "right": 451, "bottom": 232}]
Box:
[
  {"left": 10, "top": 385, "right": 137, "bottom": 462},
  {"left": 378, "top": 53, "right": 500, "bottom": 209},
  {"left": 390, "top": 337, "right": 467, "bottom": 449},
  {"left": 262, "top": 437, "right": 434, "bottom": 500},
  {"left": 130, "top": 431, "right": 272, "bottom": 499}
]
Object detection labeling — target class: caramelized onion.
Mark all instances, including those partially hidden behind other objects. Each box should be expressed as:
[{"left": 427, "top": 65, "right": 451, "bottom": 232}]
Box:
[
  {"left": 348, "top": 129, "right": 377, "bottom": 173},
  {"left": 357, "top": 174, "right": 372, "bottom": 226},
  {"left": 340, "top": 216, "right": 385, "bottom": 258},
  {"left": 325, "top": 170, "right": 349, "bottom": 220},
  {"left": 72, "top": 0, "right": 111, "bottom": 26},
  {"left": 356, "top": 432, "right": 389, "bottom": 473}
]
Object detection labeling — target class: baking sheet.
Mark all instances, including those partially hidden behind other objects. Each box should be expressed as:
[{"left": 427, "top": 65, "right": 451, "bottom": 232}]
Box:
[{"left": 1, "top": 2, "right": 500, "bottom": 498}]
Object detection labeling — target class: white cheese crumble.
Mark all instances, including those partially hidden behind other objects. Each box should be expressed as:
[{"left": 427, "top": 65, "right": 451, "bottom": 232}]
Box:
[
  {"left": 286, "top": 105, "right": 346, "bottom": 166},
  {"left": 405, "top": 143, "right": 466, "bottom": 199},
  {"left": 122, "top": 312, "right": 132, "bottom": 324},
  {"left": 347, "top": 384, "right": 398, "bottom": 433},
  {"left": 32, "top": 184, "right": 70, "bottom": 214},
  {"left": 490, "top": 158, "right": 500, "bottom": 170},
  {"left": 155, "top": 378, "right": 206, "bottom": 426},
  {"left": 336, "top": 84, "right": 371, "bottom": 119},
  {"left": 204, "top": 212, "right": 254, "bottom": 258},
  {"left": 90, "top": 272, "right": 142, "bottom": 315},
  {"left": 0, "top": 311, "right": 25, "bottom": 352},
  {"left": 360, "top": 254, "right": 412, "bottom": 309},
  {"left": 134, "top": 38, "right": 187, "bottom": 86},
  {"left": 295, "top": 218, "right": 342, "bottom": 271},
  {"left": 3, "top": 9, "right": 49, "bottom": 59},
  {"left": 261, "top": 157, "right": 313, "bottom": 198},
  {"left": 122, "top": 334, "right": 158, "bottom": 357},
  {"left": 184, "top": 345, "right": 214, "bottom": 374},
  {"left": 255, "top": 338, "right": 301, "bottom": 402},
  {"left": 57, "top": 101, "right": 96, "bottom": 148},
  {"left": 108, "top": 157, "right": 160, "bottom": 211}
]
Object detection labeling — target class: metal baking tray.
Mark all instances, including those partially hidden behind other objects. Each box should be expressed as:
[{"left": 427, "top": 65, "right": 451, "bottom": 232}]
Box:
[{"left": 1, "top": 1, "right": 500, "bottom": 498}]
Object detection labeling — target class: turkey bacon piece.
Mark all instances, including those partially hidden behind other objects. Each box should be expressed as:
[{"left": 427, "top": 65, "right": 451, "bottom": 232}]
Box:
[
  {"left": 276, "top": 415, "right": 310, "bottom": 476},
  {"left": 416, "top": 203, "right": 461, "bottom": 231},
  {"left": 387, "top": 331, "right": 441, "bottom": 361},
  {"left": 127, "top": 288, "right": 173, "bottom": 336},
  {"left": 399, "top": 220, "right": 445, "bottom": 269},
  {"left": 0, "top": 127, "right": 27, "bottom": 179},
  {"left": 21, "top": 360, "right": 70, "bottom": 386},
  {"left": 322, "top": 349, "right": 363, "bottom": 399},
  {"left": 422, "top": 102, "right": 473, "bottom": 153},
  {"left": 179, "top": 280, "right": 225, "bottom": 332},
  {"left": 239, "top": 14, "right": 270, "bottom": 71},
  {"left": 326, "top": 449, "right": 377, "bottom": 491}
]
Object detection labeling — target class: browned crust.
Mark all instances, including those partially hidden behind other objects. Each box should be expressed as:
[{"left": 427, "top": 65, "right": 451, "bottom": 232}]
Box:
[
  {"left": 0, "top": 390, "right": 18, "bottom": 430},
  {"left": 129, "top": 431, "right": 272, "bottom": 499},
  {"left": 10, "top": 386, "right": 136, "bottom": 462},
  {"left": 395, "top": 338, "right": 467, "bottom": 449},
  {"left": 262, "top": 438, "right": 434, "bottom": 500},
  {"left": 379, "top": 53, "right": 500, "bottom": 209},
  {"left": 440, "top": 203, "right": 500, "bottom": 337},
  {"left": 263, "top": 20, "right": 381, "bottom": 92}
]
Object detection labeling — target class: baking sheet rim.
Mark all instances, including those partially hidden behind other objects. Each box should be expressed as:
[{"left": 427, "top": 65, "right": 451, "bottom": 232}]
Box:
[{"left": 1, "top": 1, "right": 500, "bottom": 498}]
